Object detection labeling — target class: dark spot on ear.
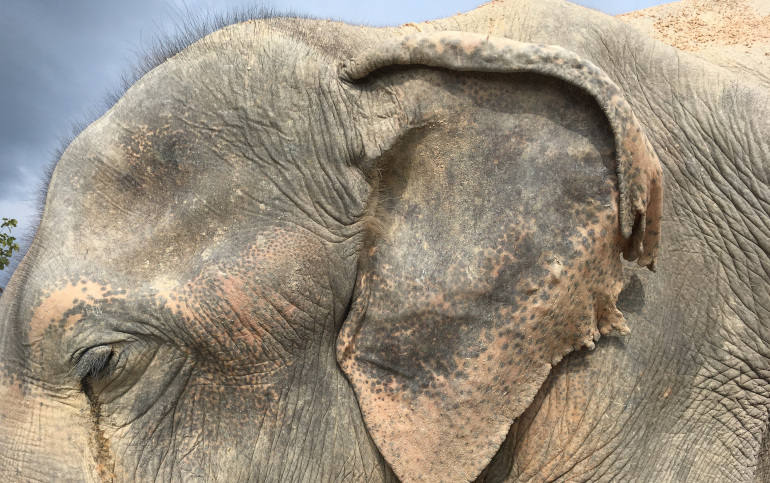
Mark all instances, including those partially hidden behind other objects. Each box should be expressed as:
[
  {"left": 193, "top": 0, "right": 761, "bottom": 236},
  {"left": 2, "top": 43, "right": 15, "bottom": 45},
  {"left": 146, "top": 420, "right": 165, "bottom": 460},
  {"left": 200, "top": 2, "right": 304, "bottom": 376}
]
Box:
[{"left": 617, "top": 272, "right": 645, "bottom": 314}]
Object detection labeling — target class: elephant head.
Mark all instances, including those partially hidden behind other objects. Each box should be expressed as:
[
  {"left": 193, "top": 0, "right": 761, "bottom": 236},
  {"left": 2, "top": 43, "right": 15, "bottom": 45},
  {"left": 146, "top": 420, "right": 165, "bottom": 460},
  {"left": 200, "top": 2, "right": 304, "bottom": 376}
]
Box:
[{"left": 0, "top": 14, "right": 661, "bottom": 483}]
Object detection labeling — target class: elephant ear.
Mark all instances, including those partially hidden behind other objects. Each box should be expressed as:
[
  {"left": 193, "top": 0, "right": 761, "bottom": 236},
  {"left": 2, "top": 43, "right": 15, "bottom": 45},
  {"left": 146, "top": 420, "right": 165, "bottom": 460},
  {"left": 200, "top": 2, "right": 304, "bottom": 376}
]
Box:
[{"left": 336, "top": 32, "right": 662, "bottom": 482}]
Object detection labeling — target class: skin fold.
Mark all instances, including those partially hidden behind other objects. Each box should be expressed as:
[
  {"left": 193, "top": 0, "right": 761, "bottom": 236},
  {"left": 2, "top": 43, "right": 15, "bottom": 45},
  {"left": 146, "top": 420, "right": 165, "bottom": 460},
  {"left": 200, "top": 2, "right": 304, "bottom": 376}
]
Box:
[{"left": 0, "top": 0, "right": 767, "bottom": 481}]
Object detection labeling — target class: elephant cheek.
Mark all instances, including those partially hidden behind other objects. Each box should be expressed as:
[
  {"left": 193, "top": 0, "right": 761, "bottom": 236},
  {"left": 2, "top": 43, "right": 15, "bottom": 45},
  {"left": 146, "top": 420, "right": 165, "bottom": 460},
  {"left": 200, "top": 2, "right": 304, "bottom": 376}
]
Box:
[{"left": 0, "top": 379, "right": 101, "bottom": 481}]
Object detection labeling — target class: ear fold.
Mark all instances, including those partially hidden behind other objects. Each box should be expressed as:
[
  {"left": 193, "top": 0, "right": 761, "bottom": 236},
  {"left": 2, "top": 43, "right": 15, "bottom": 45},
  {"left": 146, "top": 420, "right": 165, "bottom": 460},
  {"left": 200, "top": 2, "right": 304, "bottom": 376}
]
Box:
[{"left": 337, "top": 32, "right": 662, "bottom": 482}]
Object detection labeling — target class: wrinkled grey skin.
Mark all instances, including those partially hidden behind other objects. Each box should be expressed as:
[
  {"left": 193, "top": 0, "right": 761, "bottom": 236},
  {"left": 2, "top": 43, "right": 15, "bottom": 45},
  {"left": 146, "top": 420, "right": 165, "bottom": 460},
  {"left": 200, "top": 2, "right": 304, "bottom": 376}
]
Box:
[{"left": 0, "top": 0, "right": 768, "bottom": 481}]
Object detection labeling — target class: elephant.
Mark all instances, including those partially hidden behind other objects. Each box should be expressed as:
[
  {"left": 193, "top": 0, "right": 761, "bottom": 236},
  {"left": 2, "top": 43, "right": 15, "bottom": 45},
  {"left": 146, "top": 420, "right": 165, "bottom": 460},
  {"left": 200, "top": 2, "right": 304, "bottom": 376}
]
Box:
[{"left": 0, "top": 0, "right": 767, "bottom": 481}]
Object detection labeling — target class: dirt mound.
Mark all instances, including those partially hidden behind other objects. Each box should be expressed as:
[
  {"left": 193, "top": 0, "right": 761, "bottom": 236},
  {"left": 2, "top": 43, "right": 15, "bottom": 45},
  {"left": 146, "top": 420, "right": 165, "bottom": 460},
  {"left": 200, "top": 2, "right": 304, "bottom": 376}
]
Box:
[{"left": 619, "top": 0, "right": 770, "bottom": 87}]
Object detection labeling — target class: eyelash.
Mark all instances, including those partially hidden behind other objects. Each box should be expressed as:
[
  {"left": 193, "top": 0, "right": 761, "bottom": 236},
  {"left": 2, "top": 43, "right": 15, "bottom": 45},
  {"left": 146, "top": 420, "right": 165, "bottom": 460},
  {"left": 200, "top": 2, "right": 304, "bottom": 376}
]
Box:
[{"left": 75, "top": 346, "right": 115, "bottom": 382}]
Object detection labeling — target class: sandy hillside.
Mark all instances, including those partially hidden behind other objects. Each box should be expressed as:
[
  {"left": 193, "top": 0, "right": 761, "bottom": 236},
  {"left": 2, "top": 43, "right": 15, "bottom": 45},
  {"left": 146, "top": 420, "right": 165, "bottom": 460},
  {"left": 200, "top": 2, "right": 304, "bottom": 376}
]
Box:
[{"left": 619, "top": 0, "right": 770, "bottom": 87}]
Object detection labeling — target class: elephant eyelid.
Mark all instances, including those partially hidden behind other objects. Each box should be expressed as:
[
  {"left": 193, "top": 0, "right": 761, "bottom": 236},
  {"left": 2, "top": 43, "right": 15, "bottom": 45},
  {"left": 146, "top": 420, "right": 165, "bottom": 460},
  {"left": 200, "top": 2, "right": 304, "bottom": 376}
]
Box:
[{"left": 74, "top": 345, "right": 115, "bottom": 381}]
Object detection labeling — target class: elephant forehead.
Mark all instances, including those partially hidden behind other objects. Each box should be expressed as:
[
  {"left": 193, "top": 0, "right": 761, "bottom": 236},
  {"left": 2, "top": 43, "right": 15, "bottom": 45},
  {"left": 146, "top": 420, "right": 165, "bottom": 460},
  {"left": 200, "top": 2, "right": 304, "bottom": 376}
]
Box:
[{"left": 47, "top": 122, "right": 299, "bottom": 282}]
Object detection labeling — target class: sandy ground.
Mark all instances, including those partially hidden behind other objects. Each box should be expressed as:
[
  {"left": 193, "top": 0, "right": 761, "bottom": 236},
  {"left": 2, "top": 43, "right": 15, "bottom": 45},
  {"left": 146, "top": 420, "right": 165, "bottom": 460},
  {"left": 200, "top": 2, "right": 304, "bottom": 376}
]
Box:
[{"left": 619, "top": 0, "right": 770, "bottom": 88}]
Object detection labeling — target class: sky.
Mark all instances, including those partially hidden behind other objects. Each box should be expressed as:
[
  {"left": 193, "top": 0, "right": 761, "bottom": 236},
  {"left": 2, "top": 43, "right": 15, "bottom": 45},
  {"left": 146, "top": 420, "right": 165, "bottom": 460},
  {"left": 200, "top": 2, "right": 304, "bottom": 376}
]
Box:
[{"left": 0, "top": 0, "right": 670, "bottom": 287}]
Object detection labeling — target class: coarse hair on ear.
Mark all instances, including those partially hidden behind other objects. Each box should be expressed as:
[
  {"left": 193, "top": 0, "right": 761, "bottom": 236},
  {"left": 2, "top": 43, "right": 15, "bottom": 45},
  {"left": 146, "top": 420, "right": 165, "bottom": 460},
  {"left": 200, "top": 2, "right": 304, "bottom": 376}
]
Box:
[{"left": 336, "top": 32, "right": 662, "bottom": 482}]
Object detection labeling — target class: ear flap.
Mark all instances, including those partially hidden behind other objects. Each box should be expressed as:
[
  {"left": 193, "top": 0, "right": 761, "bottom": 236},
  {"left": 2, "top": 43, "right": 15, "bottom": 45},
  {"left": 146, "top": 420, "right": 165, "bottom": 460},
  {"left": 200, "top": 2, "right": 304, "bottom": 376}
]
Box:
[
  {"left": 337, "top": 32, "right": 662, "bottom": 482},
  {"left": 342, "top": 32, "right": 662, "bottom": 268}
]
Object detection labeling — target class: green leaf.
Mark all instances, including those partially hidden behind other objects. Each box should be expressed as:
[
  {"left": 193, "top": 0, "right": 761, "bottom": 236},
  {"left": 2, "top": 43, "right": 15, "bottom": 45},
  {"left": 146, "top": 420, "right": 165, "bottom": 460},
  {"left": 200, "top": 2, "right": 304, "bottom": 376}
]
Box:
[{"left": 0, "top": 218, "right": 20, "bottom": 270}]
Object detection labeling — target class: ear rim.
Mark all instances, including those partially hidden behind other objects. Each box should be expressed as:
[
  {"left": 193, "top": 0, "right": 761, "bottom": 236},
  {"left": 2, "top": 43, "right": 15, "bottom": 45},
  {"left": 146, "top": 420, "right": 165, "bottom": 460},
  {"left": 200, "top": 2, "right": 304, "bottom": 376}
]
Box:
[{"left": 340, "top": 31, "right": 662, "bottom": 270}]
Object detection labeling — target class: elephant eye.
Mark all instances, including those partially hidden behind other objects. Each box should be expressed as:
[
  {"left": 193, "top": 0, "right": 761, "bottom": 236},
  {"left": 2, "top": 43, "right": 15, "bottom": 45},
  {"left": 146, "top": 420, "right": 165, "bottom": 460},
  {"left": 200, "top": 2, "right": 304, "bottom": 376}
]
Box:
[{"left": 75, "top": 345, "right": 115, "bottom": 382}]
